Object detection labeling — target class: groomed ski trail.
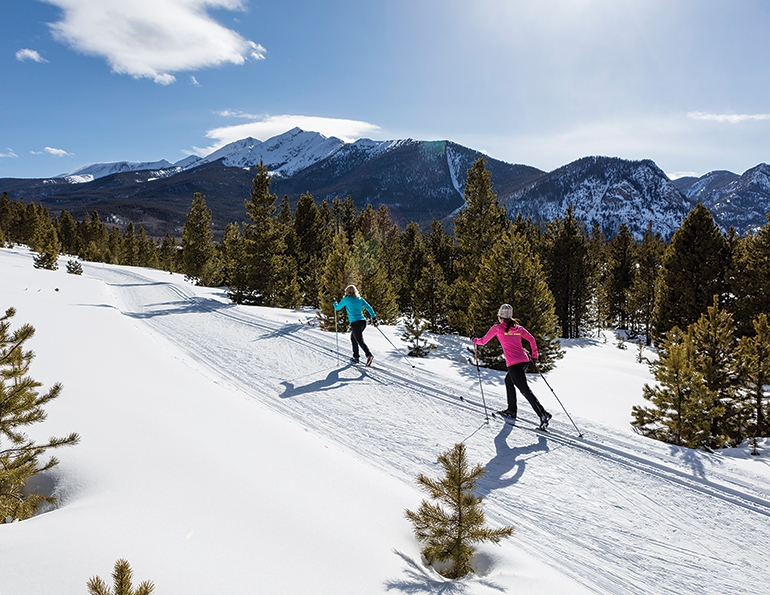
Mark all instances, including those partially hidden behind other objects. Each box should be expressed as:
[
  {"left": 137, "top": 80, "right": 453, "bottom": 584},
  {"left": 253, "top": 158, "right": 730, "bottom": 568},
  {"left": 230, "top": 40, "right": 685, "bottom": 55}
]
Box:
[{"left": 87, "top": 263, "right": 770, "bottom": 595}]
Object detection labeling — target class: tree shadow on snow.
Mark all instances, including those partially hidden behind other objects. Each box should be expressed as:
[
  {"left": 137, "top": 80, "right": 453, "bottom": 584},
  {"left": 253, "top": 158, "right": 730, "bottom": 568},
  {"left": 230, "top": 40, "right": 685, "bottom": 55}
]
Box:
[
  {"left": 121, "top": 295, "right": 237, "bottom": 319},
  {"left": 477, "top": 423, "right": 550, "bottom": 497},
  {"left": 279, "top": 364, "right": 372, "bottom": 398},
  {"left": 671, "top": 445, "right": 708, "bottom": 478},
  {"left": 384, "top": 550, "right": 504, "bottom": 594}
]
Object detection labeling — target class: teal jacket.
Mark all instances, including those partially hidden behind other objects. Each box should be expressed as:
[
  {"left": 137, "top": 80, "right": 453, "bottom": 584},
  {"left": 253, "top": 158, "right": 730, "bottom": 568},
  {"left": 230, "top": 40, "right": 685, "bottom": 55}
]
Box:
[{"left": 334, "top": 295, "right": 376, "bottom": 323}]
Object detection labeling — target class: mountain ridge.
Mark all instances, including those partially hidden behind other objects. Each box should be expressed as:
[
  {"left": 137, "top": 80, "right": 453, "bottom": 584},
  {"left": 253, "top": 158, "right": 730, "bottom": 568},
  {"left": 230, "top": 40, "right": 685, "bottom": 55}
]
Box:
[{"left": 2, "top": 129, "right": 769, "bottom": 238}]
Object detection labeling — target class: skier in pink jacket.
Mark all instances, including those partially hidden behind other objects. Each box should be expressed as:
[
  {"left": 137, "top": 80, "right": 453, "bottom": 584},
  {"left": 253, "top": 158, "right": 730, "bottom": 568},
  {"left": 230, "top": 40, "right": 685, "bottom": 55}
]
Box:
[{"left": 473, "top": 304, "right": 552, "bottom": 429}]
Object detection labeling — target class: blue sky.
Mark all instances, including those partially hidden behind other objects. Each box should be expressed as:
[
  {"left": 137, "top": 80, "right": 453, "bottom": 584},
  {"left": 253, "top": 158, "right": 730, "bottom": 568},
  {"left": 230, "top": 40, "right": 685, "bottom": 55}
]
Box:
[{"left": 2, "top": 0, "right": 769, "bottom": 180}]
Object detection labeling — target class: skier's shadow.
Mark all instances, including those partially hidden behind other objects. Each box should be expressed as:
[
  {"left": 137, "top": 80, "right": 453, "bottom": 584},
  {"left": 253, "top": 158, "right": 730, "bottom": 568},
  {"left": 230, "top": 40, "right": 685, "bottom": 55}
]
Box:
[
  {"left": 279, "top": 364, "right": 369, "bottom": 399},
  {"left": 478, "top": 423, "right": 549, "bottom": 496}
]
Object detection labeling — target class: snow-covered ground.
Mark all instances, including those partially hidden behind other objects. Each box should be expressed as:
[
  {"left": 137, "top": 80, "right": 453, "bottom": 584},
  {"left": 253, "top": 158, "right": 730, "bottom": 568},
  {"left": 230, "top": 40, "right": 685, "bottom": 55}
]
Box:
[{"left": 1, "top": 246, "right": 769, "bottom": 595}]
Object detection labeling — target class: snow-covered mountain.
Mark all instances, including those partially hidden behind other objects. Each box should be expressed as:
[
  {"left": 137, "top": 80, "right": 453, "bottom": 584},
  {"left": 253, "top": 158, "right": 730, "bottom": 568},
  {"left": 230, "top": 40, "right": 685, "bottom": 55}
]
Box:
[
  {"left": 61, "top": 159, "right": 178, "bottom": 183},
  {"left": 191, "top": 128, "right": 347, "bottom": 177},
  {"left": 502, "top": 156, "right": 694, "bottom": 238},
  {"left": 4, "top": 129, "right": 770, "bottom": 237},
  {"left": 674, "top": 164, "right": 770, "bottom": 234}
]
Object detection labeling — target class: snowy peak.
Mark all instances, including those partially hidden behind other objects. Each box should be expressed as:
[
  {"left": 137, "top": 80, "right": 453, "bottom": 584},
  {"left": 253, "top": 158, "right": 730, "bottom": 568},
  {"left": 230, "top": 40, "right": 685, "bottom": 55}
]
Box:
[
  {"left": 63, "top": 159, "right": 175, "bottom": 182},
  {"left": 196, "top": 128, "right": 346, "bottom": 177},
  {"left": 674, "top": 163, "right": 770, "bottom": 234},
  {"left": 502, "top": 156, "right": 692, "bottom": 238}
]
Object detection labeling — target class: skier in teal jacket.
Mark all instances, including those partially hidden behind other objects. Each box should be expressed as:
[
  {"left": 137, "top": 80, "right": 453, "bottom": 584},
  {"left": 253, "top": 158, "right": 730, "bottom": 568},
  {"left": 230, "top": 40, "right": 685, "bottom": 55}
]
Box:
[{"left": 333, "top": 284, "right": 377, "bottom": 366}]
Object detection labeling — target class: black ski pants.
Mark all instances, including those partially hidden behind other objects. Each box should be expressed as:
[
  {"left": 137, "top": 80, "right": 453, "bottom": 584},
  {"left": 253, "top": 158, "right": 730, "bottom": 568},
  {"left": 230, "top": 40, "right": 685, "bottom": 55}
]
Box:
[
  {"left": 504, "top": 362, "right": 547, "bottom": 418},
  {"left": 350, "top": 320, "right": 372, "bottom": 360}
]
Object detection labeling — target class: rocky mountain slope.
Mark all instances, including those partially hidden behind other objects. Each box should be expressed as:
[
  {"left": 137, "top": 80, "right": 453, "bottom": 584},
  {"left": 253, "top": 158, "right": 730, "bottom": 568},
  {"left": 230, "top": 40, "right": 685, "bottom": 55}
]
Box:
[
  {"left": 1, "top": 129, "right": 769, "bottom": 237},
  {"left": 501, "top": 156, "right": 694, "bottom": 238}
]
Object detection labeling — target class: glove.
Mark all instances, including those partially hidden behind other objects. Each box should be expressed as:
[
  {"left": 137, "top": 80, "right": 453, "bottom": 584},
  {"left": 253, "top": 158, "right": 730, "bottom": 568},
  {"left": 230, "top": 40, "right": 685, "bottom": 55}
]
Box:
[{"left": 372, "top": 318, "right": 379, "bottom": 326}]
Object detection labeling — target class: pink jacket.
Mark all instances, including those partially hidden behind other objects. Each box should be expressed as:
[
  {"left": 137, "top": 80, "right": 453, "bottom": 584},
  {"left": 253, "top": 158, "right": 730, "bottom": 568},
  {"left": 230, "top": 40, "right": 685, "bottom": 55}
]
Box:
[{"left": 473, "top": 323, "right": 538, "bottom": 366}]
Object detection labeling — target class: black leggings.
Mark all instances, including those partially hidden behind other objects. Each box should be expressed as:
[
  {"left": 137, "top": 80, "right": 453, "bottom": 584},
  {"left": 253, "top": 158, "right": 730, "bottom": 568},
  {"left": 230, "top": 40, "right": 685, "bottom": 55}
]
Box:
[
  {"left": 350, "top": 320, "right": 372, "bottom": 359},
  {"left": 504, "top": 362, "right": 547, "bottom": 418}
]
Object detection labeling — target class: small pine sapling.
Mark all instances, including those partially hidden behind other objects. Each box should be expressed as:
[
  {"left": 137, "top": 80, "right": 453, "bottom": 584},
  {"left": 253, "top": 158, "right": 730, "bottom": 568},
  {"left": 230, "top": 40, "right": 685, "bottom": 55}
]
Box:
[
  {"left": 32, "top": 251, "right": 58, "bottom": 270},
  {"left": 405, "top": 443, "right": 514, "bottom": 579},
  {"left": 66, "top": 259, "right": 83, "bottom": 275},
  {"left": 87, "top": 559, "right": 155, "bottom": 595},
  {"left": 401, "top": 316, "right": 437, "bottom": 357}
]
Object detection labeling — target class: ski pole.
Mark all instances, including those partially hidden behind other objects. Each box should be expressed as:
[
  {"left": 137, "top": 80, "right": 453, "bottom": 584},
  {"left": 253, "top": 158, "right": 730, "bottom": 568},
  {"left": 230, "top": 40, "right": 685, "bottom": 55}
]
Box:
[
  {"left": 470, "top": 328, "right": 490, "bottom": 423},
  {"left": 373, "top": 321, "right": 415, "bottom": 368},
  {"left": 334, "top": 305, "right": 339, "bottom": 365},
  {"left": 530, "top": 357, "right": 583, "bottom": 438}
]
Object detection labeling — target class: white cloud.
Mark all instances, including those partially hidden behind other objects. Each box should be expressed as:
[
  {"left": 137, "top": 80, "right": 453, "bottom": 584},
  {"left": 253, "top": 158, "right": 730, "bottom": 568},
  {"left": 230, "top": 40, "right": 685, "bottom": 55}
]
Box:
[
  {"left": 43, "top": 0, "right": 266, "bottom": 84},
  {"left": 191, "top": 75, "right": 201, "bottom": 86},
  {"left": 688, "top": 111, "right": 770, "bottom": 124},
  {"left": 0, "top": 148, "right": 18, "bottom": 158},
  {"left": 34, "top": 147, "right": 74, "bottom": 157},
  {"left": 192, "top": 114, "right": 381, "bottom": 155},
  {"left": 15, "top": 48, "right": 47, "bottom": 63}
]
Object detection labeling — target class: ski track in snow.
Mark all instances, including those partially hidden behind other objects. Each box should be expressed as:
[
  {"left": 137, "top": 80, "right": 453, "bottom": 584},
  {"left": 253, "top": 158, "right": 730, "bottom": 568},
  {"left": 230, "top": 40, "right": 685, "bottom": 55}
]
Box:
[{"left": 87, "top": 264, "right": 770, "bottom": 595}]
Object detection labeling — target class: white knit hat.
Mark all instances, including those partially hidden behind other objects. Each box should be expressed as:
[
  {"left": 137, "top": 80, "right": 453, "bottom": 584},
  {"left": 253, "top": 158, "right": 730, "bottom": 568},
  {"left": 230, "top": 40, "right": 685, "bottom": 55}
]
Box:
[{"left": 498, "top": 304, "right": 513, "bottom": 319}]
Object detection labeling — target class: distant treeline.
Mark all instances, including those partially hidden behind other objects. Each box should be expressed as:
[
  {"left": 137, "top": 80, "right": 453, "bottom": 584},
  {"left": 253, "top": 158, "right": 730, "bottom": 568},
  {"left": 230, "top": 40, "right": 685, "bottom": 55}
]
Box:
[{"left": 2, "top": 158, "right": 769, "bottom": 450}]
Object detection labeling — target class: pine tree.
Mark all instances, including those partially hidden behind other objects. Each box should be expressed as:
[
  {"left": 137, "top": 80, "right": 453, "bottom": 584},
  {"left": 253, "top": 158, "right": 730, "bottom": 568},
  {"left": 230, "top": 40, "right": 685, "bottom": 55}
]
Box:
[
  {"left": 468, "top": 229, "right": 562, "bottom": 369},
  {"left": 450, "top": 158, "right": 509, "bottom": 332},
  {"left": 268, "top": 195, "right": 301, "bottom": 308},
  {"left": 626, "top": 223, "right": 665, "bottom": 345},
  {"left": 388, "top": 222, "right": 426, "bottom": 314},
  {"left": 57, "top": 210, "right": 80, "bottom": 256},
  {"left": 331, "top": 195, "right": 358, "bottom": 241},
  {"left": 221, "top": 222, "right": 249, "bottom": 303},
  {"left": 401, "top": 316, "right": 437, "bottom": 357},
  {"left": 122, "top": 222, "right": 139, "bottom": 266},
  {"left": 107, "top": 226, "right": 124, "bottom": 265},
  {"left": 543, "top": 205, "right": 592, "bottom": 339},
  {"left": 349, "top": 230, "right": 398, "bottom": 323},
  {"left": 587, "top": 221, "right": 608, "bottom": 333},
  {"left": 632, "top": 327, "right": 717, "bottom": 448},
  {"left": 604, "top": 223, "right": 636, "bottom": 329},
  {"left": 31, "top": 210, "right": 61, "bottom": 270},
  {"left": 690, "top": 296, "right": 740, "bottom": 446},
  {"left": 269, "top": 252, "right": 302, "bottom": 308},
  {"left": 20, "top": 202, "right": 39, "bottom": 246},
  {"left": 86, "top": 559, "right": 155, "bottom": 595},
  {"left": 293, "top": 193, "right": 328, "bottom": 306},
  {"left": 413, "top": 254, "right": 451, "bottom": 333},
  {"left": 317, "top": 232, "right": 356, "bottom": 331},
  {"left": 136, "top": 227, "right": 160, "bottom": 270},
  {"left": 181, "top": 193, "right": 217, "bottom": 285},
  {"left": 405, "top": 443, "right": 514, "bottom": 579},
  {"left": 1, "top": 308, "right": 79, "bottom": 522},
  {"left": 0, "top": 192, "right": 20, "bottom": 244},
  {"left": 424, "top": 219, "right": 457, "bottom": 288},
  {"left": 736, "top": 314, "right": 770, "bottom": 448},
  {"left": 80, "top": 212, "right": 110, "bottom": 262},
  {"left": 158, "top": 233, "right": 179, "bottom": 273},
  {"left": 66, "top": 259, "right": 83, "bottom": 275},
  {"left": 652, "top": 204, "right": 730, "bottom": 339},
  {"left": 242, "top": 161, "right": 285, "bottom": 305},
  {"left": 731, "top": 215, "right": 770, "bottom": 337}
]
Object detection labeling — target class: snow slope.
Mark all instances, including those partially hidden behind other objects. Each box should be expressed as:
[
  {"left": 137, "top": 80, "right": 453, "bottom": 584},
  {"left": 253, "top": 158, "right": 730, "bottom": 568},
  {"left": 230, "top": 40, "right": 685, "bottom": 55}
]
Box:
[{"left": 1, "top": 247, "right": 769, "bottom": 594}]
